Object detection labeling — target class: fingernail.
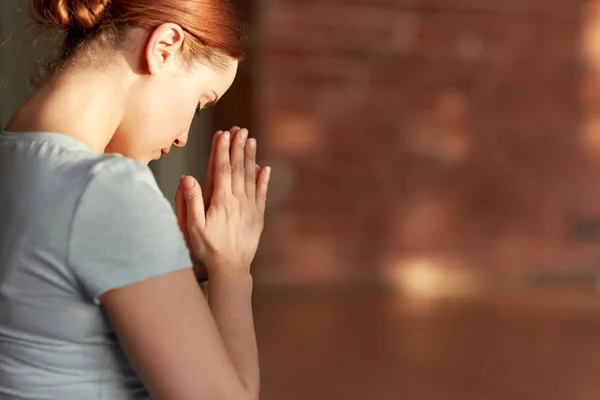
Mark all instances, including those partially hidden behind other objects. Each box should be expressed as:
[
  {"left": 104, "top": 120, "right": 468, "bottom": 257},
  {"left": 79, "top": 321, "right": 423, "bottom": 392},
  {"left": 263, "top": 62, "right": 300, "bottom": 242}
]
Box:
[
  {"left": 239, "top": 129, "right": 248, "bottom": 141},
  {"left": 183, "top": 176, "right": 195, "bottom": 189},
  {"left": 248, "top": 138, "right": 256, "bottom": 149},
  {"left": 223, "top": 132, "right": 230, "bottom": 142},
  {"left": 265, "top": 166, "right": 271, "bottom": 179}
]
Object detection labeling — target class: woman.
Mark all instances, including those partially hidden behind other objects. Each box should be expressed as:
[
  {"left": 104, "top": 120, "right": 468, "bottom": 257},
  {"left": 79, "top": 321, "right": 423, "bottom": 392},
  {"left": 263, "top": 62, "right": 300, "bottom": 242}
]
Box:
[{"left": 0, "top": 0, "right": 269, "bottom": 399}]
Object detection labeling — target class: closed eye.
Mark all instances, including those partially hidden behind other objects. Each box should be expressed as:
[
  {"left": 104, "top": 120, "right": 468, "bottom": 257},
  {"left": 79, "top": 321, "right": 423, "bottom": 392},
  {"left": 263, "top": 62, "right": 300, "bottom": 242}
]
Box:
[{"left": 195, "top": 91, "right": 220, "bottom": 117}]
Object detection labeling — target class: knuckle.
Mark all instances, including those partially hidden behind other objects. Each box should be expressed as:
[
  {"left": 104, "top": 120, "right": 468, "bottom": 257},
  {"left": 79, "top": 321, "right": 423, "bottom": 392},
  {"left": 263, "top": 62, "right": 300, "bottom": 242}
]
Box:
[
  {"left": 186, "top": 193, "right": 202, "bottom": 204},
  {"left": 185, "top": 190, "right": 202, "bottom": 203},
  {"left": 256, "top": 191, "right": 267, "bottom": 202},
  {"left": 210, "top": 193, "right": 225, "bottom": 205},
  {"left": 217, "top": 163, "right": 232, "bottom": 174},
  {"left": 213, "top": 192, "right": 232, "bottom": 207},
  {"left": 232, "top": 162, "right": 245, "bottom": 176}
]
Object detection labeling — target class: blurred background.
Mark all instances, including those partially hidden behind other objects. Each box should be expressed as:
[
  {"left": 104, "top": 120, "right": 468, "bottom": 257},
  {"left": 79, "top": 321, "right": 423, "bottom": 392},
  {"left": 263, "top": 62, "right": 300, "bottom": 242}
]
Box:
[{"left": 3, "top": 0, "right": 600, "bottom": 398}]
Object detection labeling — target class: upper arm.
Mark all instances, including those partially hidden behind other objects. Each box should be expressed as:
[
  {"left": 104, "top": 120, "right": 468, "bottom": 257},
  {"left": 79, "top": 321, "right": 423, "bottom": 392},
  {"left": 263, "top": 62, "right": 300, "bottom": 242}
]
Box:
[{"left": 99, "top": 269, "right": 248, "bottom": 400}]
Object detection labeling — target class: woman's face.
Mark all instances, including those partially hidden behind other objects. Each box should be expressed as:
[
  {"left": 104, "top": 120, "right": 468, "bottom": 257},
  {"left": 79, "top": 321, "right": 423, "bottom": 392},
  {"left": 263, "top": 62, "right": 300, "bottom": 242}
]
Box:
[{"left": 105, "top": 25, "right": 238, "bottom": 164}]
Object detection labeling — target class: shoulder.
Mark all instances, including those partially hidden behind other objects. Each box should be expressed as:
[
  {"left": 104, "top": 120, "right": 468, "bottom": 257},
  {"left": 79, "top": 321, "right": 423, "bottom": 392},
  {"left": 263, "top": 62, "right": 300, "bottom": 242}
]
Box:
[
  {"left": 72, "top": 154, "right": 173, "bottom": 231},
  {"left": 84, "top": 154, "right": 161, "bottom": 196},
  {"left": 72, "top": 154, "right": 169, "bottom": 218},
  {"left": 68, "top": 155, "right": 191, "bottom": 303}
]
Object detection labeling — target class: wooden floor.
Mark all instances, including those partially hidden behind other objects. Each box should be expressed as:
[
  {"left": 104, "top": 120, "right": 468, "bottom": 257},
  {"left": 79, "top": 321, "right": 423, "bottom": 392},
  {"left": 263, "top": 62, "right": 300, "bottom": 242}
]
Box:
[{"left": 253, "top": 286, "right": 600, "bottom": 400}]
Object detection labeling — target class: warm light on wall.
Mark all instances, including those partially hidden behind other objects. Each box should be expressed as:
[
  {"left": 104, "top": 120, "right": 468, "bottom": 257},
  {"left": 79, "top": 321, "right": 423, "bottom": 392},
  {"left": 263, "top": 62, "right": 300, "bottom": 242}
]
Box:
[
  {"left": 581, "top": 1, "right": 600, "bottom": 155},
  {"left": 582, "top": 2, "right": 600, "bottom": 70},
  {"left": 387, "top": 257, "right": 480, "bottom": 298}
]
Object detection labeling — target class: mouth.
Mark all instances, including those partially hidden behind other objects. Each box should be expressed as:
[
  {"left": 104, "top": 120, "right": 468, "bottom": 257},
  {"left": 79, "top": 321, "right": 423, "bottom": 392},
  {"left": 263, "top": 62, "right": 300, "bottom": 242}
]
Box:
[{"left": 161, "top": 148, "right": 170, "bottom": 155}]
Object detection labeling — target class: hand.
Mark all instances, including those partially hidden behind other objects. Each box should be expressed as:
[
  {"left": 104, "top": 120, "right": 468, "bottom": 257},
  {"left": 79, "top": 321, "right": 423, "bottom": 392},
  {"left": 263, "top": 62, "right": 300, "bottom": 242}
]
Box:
[
  {"left": 175, "top": 127, "right": 263, "bottom": 280},
  {"left": 204, "top": 127, "right": 262, "bottom": 211},
  {"left": 177, "top": 129, "right": 270, "bottom": 276}
]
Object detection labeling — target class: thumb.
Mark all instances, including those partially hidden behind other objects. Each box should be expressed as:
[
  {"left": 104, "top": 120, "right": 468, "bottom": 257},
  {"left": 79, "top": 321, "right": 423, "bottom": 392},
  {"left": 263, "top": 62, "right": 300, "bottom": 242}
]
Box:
[
  {"left": 181, "top": 175, "right": 206, "bottom": 229},
  {"left": 174, "top": 183, "right": 189, "bottom": 242}
]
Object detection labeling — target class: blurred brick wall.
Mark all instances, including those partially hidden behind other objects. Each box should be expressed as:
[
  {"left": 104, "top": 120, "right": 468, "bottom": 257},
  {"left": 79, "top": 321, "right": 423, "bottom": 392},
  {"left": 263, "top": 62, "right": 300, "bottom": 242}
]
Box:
[{"left": 250, "top": 0, "right": 600, "bottom": 284}]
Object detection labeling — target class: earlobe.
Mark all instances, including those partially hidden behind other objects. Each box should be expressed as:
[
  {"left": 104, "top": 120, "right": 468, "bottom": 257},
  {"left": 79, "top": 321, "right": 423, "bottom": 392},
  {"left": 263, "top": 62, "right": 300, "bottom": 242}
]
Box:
[{"left": 145, "top": 23, "right": 186, "bottom": 74}]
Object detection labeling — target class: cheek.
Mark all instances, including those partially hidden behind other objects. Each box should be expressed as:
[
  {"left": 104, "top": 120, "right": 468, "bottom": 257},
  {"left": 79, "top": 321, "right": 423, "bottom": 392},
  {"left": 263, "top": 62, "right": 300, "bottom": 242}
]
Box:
[
  {"left": 167, "top": 85, "right": 198, "bottom": 126},
  {"left": 149, "top": 99, "right": 193, "bottom": 146},
  {"left": 133, "top": 78, "right": 198, "bottom": 148},
  {"left": 166, "top": 103, "right": 195, "bottom": 141}
]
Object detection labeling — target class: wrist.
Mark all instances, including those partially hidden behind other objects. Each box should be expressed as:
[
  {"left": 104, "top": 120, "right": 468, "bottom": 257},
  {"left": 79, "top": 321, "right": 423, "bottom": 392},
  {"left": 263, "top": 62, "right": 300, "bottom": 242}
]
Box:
[
  {"left": 205, "top": 259, "right": 249, "bottom": 275},
  {"left": 208, "top": 266, "right": 253, "bottom": 284}
]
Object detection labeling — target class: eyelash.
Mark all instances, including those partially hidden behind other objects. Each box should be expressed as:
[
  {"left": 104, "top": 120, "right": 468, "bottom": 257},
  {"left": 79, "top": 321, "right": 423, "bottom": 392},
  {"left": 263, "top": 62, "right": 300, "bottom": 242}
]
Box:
[{"left": 195, "top": 105, "right": 202, "bottom": 117}]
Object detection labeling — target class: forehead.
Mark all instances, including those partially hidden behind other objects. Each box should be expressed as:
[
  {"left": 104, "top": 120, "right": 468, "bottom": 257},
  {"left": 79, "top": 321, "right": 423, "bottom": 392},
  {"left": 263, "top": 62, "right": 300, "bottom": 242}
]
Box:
[{"left": 194, "top": 58, "right": 238, "bottom": 96}]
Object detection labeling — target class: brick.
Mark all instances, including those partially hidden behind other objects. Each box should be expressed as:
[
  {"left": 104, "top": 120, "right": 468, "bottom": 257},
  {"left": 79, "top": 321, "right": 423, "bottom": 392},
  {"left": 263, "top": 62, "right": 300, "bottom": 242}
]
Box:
[{"left": 251, "top": 0, "right": 600, "bottom": 284}]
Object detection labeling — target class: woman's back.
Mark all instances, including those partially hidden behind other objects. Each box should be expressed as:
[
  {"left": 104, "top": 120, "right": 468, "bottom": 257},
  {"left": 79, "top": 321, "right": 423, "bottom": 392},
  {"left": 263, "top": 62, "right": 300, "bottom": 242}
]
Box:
[{"left": 0, "top": 131, "right": 190, "bottom": 399}]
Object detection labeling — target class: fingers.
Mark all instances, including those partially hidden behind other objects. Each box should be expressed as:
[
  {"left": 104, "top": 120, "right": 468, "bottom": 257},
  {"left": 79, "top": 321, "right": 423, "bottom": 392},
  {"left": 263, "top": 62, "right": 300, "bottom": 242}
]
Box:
[
  {"left": 244, "top": 139, "right": 257, "bottom": 198},
  {"left": 228, "top": 126, "right": 243, "bottom": 164},
  {"left": 256, "top": 166, "right": 271, "bottom": 214},
  {"left": 205, "top": 127, "right": 238, "bottom": 207},
  {"left": 174, "top": 182, "right": 189, "bottom": 243},
  {"left": 209, "top": 127, "right": 258, "bottom": 202},
  {"left": 213, "top": 131, "right": 232, "bottom": 196},
  {"left": 230, "top": 128, "right": 248, "bottom": 196},
  {"left": 204, "top": 130, "right": 222, "bottom": 209},
  {"left": 181, "top": 175, "right": 206, "bottom": 228}
]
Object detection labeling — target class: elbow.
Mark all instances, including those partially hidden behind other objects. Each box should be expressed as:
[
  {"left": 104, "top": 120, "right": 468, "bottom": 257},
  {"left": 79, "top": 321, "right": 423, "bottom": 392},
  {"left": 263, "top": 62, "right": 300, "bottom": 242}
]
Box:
[
  {"left": 222, "top": 379, "right": 259, "bottom": 400},
  {"left": 237, "top": 371, "right": 260, "bottom": 400},
  {"left": 215, "top": 366, "right": 259, "bottom": 400},
  {"left": 239, "top": 382, "right": 260, "bottom": 400}
]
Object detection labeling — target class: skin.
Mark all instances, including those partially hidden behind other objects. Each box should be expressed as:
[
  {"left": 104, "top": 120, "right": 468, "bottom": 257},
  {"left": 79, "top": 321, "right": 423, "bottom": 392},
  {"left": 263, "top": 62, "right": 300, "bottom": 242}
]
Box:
[
  {"left": 7, "top": 23, "right": 237, "bottom": 164},
  {"left": 5, "top": 22, "right": 269, "bottom": 400}
]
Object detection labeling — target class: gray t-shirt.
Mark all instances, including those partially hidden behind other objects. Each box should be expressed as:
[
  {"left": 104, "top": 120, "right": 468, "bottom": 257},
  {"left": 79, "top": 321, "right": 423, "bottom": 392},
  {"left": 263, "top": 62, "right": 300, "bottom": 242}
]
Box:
[{"left": 0, "top": 131, "right": 192, "bottom": 399}]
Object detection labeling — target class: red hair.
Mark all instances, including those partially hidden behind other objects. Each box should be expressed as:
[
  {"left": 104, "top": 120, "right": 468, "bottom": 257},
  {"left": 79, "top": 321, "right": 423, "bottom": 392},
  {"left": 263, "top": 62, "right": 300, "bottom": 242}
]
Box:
[{"left": 29, "top": 0, "right": 244, "bottom": 82}]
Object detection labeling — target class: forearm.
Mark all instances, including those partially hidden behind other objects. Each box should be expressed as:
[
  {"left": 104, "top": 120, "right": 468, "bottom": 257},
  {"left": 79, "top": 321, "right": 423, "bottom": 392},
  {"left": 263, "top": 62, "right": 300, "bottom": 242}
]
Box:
[{"left": 207, "top": 270, "right": 259, "bottom": 399}]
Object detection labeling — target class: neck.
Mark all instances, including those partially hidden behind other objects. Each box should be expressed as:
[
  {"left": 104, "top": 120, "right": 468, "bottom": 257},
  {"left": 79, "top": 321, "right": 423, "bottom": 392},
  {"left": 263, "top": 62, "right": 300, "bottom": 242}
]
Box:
[{"left": 5, "top": 62, "right": 129, "bottom": 153}]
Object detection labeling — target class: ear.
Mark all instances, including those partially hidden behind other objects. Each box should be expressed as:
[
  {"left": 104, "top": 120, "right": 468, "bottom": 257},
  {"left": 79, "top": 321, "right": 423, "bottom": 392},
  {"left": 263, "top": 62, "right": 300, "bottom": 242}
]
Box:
[{"left": 144, "top": 23, "right": 185, "bottom": 74}]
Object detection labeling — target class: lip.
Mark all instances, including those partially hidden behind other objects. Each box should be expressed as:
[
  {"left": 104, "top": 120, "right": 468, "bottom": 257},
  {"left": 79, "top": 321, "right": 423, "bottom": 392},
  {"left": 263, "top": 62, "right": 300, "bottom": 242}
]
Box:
[{"left": 161, "top": 149, "right": 169, "bottom": 155}]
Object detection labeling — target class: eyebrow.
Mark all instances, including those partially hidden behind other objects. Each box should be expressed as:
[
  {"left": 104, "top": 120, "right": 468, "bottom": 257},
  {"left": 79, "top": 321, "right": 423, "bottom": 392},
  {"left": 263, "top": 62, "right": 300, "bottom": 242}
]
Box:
[{"left": 204, "top": 90, "right": 220, "bottom": 108}]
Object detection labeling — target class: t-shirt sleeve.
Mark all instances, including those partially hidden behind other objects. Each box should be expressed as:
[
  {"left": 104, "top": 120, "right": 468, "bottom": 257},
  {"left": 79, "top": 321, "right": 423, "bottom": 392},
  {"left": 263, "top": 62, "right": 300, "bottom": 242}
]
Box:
[{"left": 68, "top": 157, "right": 193, "bottom": 304}]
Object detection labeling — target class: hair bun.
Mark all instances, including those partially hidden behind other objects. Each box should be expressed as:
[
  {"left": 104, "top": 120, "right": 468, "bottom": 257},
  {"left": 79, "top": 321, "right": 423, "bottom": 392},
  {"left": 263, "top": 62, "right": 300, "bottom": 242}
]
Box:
[{"left": 30, "top": 0, "right": 111, "bottom": 31}]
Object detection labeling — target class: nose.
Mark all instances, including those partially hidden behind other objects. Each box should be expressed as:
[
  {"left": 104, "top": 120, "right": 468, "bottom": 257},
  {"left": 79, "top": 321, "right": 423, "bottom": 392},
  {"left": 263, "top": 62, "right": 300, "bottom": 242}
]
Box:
[{"left": 173, "top": 131, "right": 189, "bottom": 148}]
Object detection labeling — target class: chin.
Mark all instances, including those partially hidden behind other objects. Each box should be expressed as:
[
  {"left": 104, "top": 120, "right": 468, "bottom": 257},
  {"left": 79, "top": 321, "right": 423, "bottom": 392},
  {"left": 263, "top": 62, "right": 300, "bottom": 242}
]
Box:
[{"left": 148, "top": 150, "right": 163, "bottom": 163}]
